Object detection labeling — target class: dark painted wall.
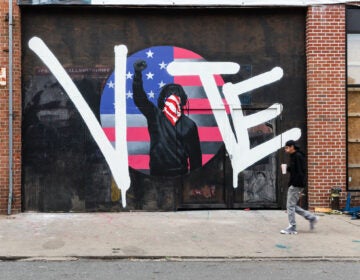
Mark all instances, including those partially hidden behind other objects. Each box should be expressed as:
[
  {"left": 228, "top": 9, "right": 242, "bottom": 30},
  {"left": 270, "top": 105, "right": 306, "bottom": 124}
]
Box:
[{"left": 21, "top": 7, "right": 306, "bottom": 212}]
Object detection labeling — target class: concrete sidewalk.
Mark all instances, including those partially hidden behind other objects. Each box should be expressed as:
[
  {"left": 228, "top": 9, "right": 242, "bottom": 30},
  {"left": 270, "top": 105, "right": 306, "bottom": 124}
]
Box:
[{"left": 0, "top": 210, "right": 359, "bottom": 260}]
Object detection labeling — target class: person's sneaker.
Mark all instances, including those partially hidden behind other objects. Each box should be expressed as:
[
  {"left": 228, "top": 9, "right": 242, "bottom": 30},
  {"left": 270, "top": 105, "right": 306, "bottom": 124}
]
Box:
[
  {"left": 280, "top": 225, "right": 297, "bottom": 234},
  {"left": 309, "top": 216, "right": 319, "bottom": 230}
]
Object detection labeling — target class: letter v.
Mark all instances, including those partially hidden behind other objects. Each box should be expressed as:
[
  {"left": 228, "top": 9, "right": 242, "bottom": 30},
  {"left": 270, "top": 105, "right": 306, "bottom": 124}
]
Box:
[{"left": 28, "top": 37, "right": 131, "bottom": 207}]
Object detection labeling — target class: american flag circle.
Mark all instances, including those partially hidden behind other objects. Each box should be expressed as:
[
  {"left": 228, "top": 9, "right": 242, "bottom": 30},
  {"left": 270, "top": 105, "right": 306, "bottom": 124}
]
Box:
[{"left": 100, "top": 46, "right": 225, "bottom": 174}]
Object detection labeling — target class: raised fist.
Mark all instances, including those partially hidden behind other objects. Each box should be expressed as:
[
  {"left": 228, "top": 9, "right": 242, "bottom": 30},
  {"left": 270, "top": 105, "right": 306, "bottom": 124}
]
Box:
[{"left": 133, "top": 59, "right": 147, "bottom": 72}]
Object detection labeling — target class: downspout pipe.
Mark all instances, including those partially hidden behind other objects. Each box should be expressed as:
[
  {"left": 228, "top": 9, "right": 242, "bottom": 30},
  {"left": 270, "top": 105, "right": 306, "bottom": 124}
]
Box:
[{"left": 7, "top": 0, "right": 13, "bottom": 215}]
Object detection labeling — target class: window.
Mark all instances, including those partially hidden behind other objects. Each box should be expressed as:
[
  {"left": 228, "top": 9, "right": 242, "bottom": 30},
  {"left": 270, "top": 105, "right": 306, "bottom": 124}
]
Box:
[{"left": 347, "top": 8, "right": 360, "bottom": 191}]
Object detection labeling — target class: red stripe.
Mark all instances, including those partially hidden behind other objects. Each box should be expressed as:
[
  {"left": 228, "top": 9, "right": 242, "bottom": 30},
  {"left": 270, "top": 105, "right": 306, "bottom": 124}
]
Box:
[
  {"left": 165, "top": 95, "right": 180, "bottom": 107},
  {"left": 129, "top": 154, "right": 215, "bottom": 169},
  {"left": 164, "top": 98, "right": 180, "bottom": 118},
  {"left": 174, "top": 75, "right": 224, "bottom": 86},
  {"left": 163, "top": 105, "right": 178, "bottom": 120},
  {"left": 103, "top": 127, "right": 223, "bottom": 142},
  {"left": 163, "top": 108, "right": 177, "bottom": 126}
]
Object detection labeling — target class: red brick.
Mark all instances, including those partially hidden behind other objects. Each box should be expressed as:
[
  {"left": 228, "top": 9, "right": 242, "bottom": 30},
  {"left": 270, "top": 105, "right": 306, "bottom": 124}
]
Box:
[{"left": 0, "top": 0, "right": 21, "bottom": 214}]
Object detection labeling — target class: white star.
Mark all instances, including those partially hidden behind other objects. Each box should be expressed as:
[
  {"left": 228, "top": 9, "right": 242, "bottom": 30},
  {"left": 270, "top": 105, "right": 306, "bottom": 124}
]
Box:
[
  {"left": 146, "top": 49, "right": 154, "bottom": 58},
  {"left": 147, "top": 90, "right": 155, "bottom": 99},
  {"left": 159, "top": 61, "right": 167, "bottom": 69},
  {"left": 126, "top": 71, "right": 133, "bottom": 79},
  {"left": 107, "top": 80, "right": 115, "bottom": 88},
  {"left": 158, "top": 81, "right": 166, "bottom": 88},
  {"left": 126, "top": 90, "right": 133, "bottom": 99},
  {"left": 146, "top": 72, "right": 154, "bottom": 80}
]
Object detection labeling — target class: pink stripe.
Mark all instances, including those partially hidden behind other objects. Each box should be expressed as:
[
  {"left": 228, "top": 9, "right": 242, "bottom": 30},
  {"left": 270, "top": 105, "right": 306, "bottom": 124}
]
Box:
[
  {"left": 103, "top": 127, "right": 115, "bottom": 141},
  {"left": 174, "top": 47, "right": 202, "bottom": 59},
  {"left": 103, "top": 127, "right": 150, "bottom": 141},
  {"left": 129, "top": 154, "right": 216, "bottom": 169},
  {"left": 202, "top": 154, "right": 215, "bottom": 165},
  {"left": 174, "top": 76, "right": 202, "bottom": 86},
  {"left": 187, "top": 98, "right": 230, "bottom": 114},
  {"left": 198, "top": 127, "right": 223, "bottom": 141},
  {"left": 127, "top": 128, "right": 149, "bottom": 141},
  {"left": 103, "top": 127, "right": 223, "bottom": 142},
  {"left": 129, "top": 155, "right": 150, "bottom": 169},
  {"left": 174, "top": 75, "right": 224, "bottom": 86},
  {"left": 186, "top": 109, "right": 214, "bottom": 114}
]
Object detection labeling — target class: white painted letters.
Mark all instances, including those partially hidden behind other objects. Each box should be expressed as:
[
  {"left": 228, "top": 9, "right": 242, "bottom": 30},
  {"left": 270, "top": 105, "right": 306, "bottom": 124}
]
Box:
[
  {"left": 28, "top": 36, "right": 302, "bottom": 204},
  {"left": 28, "top": 37, "right": 131, "bottom": 207},
  {"left": 168, "top": 62, "right": 301, "bottom": 188}
]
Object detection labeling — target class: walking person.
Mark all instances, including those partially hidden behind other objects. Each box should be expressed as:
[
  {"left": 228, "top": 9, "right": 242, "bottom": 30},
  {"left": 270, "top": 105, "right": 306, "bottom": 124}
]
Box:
[{"left": 280, "top": 140, "right": 318, "bottom": 234}]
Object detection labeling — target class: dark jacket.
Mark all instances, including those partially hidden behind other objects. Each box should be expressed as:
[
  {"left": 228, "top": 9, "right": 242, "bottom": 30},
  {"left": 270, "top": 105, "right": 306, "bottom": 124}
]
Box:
[
  {"left": 288, "top": 150, "right": 306, "bottom": 188},
  {"left": 132, "top": 71, "right": 202, "bottom": 176}
]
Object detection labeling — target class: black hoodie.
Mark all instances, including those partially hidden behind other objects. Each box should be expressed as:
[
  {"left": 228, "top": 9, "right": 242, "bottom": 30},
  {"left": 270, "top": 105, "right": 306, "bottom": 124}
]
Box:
[
  {"left": 288, "top": 149, "right": 306, "bottom": 188},
  {"left": 132, "top": 71, "right": 202, "bottom": 176}
]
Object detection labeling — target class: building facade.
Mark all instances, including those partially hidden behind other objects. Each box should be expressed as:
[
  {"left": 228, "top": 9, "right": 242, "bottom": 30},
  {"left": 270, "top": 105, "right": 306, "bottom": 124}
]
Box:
[{"left": 0, "top": 0, "right": 358, "bottom": 213}]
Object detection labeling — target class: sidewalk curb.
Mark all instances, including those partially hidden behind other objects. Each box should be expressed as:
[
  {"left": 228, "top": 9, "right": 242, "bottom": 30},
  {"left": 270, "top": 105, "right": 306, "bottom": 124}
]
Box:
[{"left": 1, "top": 256, "right": 360, "bottom": 262}]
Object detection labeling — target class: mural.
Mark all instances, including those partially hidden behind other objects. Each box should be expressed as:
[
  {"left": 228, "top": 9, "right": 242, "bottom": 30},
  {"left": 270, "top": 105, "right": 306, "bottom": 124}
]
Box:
[
  {"left": 28, "top": 37, "right": 301, "bottom": 208},
  {"left": 21, "top": 8, "right": 306, "bottom": 212}
]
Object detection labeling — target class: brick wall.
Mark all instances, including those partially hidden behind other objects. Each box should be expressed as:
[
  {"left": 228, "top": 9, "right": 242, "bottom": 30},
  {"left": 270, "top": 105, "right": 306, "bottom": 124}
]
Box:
[
  {"left": 0, "top": 0, "right": 21, "bottom": 214},
  {"left": 306, "top": 4, "right": 348, "bottom": 210}
]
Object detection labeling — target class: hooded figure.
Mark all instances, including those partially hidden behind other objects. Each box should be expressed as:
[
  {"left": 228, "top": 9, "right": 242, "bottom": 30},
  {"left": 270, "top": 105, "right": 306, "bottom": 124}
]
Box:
[{"left": 132, "top": 59, "right": 202, "bottom": 176}]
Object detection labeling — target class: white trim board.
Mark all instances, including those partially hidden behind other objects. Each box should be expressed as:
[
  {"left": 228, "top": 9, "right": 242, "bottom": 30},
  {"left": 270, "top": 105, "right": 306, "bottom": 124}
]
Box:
[{"left": 90, "top": 0, "right": 358, "bottom": 7}]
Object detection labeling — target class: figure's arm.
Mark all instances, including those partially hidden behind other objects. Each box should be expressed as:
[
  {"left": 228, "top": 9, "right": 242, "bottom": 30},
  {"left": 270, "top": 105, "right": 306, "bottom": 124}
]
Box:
[{"left": 132, "top": 60, "right": 155, "bottom": 116}]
